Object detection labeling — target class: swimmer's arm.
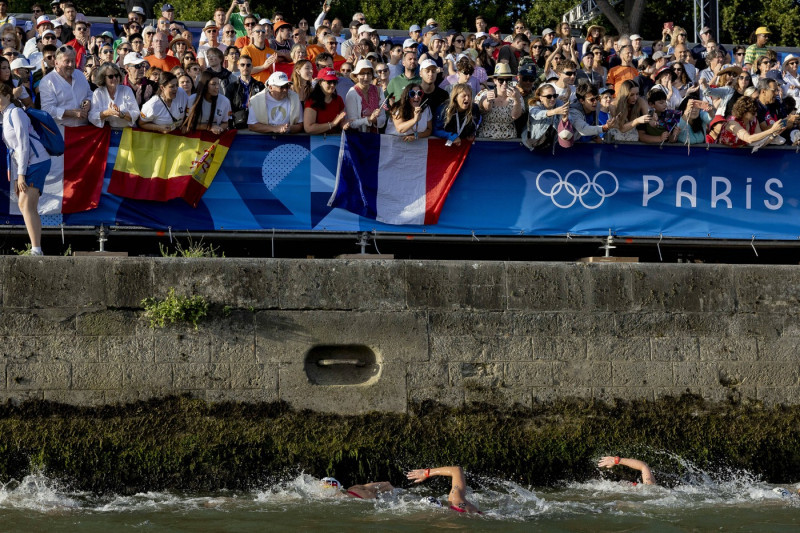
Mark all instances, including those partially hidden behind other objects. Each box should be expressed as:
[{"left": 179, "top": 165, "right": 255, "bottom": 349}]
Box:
[
  {"left": 353, "top": 481, "right": 394, "bottom": 492},
  {"left": 408, "top": 466, "right": 468, "bottom": 501},
  {"left": 598, "top": 456, "right": 656, "bottom": 485}
]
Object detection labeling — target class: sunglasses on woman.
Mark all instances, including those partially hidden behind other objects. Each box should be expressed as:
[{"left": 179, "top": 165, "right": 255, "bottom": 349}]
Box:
[{"left": 409, "top": 89, "right": 423, "bottom": 97}]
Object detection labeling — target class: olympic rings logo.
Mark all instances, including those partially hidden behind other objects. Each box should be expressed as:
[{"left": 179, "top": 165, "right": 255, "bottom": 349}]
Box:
[{"left": 535, "top": 169, "right": 619, "bottom": 209}]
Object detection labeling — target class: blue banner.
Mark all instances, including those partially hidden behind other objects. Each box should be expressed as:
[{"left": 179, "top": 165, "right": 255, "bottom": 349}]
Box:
[{"left": 1, "top": 131, "right": 799, "bottom": 240}]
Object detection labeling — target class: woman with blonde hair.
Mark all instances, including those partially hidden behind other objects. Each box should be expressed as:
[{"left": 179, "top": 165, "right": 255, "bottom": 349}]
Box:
[
  {"left": 291, "top": 59, "right": 313, "bottom": 105},
  {"left": 608, "top": 79, "right": 650, "bottom": 142},
  {"left": 433, "top": 83, "right": 481, "bottom": 146},
  {"left": 290, "top": 44, "right": 307, "bottom": 64},
  {"left": 667, "top": 26, "right": 688, "bottom": 55}
]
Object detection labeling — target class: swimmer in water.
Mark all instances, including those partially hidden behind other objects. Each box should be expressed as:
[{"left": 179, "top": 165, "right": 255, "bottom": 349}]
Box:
[
  {"left": 597, "top": 456, "right": 657, "bottom": 485},
  {"left": 320, "top": 477, "right": 394, "bottom": 499},
  {"left": 407, "top": 466, "right": 481, "bottom": 514}
]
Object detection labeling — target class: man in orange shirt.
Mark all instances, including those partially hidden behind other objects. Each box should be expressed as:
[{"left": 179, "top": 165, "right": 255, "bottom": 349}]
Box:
[
  {"left": 322, "top": 34, "right": 345, "bottom": 63},
  {"left": 144, "top": 31, "right": 180, "bottom": 71},
  {"left": 606, "top": 44, "right": 638, "bottom": 93},
  {"left": 241, "top": 23, "right": 276, "bottom": 83}
]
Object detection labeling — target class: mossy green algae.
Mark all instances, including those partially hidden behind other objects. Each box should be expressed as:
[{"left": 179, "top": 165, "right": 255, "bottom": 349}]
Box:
[{"left": 0, "top": 394, "right": 798, "bottom": 493}]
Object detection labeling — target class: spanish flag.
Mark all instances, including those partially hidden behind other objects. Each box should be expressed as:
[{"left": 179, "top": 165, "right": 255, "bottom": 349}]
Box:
[{"left": 108, "top": 129, "right": 237, "bottom": 207}]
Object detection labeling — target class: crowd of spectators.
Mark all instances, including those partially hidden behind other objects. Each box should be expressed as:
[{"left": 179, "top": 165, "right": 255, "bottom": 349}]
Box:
[{"left": 2, "top": 1, "right": 799, "bottom": 149}]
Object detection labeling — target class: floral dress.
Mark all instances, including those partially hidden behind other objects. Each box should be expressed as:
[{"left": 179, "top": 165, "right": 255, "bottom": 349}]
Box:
[{"left": 476, "top": 90, "right": 517, "bottom": 139}]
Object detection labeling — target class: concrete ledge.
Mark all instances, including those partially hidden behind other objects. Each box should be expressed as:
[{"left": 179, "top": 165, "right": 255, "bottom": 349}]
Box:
[{"left": 1, "top": 258, "right": 800, "bottom": 410}]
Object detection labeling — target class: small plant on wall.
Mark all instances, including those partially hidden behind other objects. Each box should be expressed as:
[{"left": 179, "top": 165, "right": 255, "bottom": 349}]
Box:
[{"left": 142, "top": 288, "right": 209, "bottom": 329}]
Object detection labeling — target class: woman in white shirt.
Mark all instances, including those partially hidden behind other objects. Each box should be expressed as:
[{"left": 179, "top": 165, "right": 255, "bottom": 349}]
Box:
[
  {"left": 344, "top": 59, "right": 385, "bottom": 133},
  {"left": 385, "top": 83, "right": 432, "bottom": 141},
  {"left": 0, "top": 83, "right": 50, "bottom": 255},
  {"left": 89, "top": 62, "right": 139, "bottom": 128},
  {"left": 138, "top": 71, "right": 189, "bottom": 133},
  {"left": 183, "top": 71, "right": 232, "bottom": 135}
]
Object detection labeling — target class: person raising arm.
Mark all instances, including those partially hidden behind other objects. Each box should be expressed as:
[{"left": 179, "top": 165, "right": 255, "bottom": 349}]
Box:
[
  {"left": 597, "top": 456, "right": 656, "bottom": 485},
  {"left": 407, "top": 465, "right": 481, "bottom": 514}
]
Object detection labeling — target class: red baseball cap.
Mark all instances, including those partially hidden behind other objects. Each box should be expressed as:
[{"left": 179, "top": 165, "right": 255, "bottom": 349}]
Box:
[
  {"left": 488, "top": 26, "right": 500, "bottom": 35},
  {"left": 316, "top": 68, "right": 338, "bottom": 81}
]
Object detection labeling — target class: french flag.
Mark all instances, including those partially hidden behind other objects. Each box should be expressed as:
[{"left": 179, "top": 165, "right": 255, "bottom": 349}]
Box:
[
  {"left": 328, "top": 131, "right": 471, "bottom": 225},
  {"left": 5, "top": 125, "right": 109, "bottom": 216}
]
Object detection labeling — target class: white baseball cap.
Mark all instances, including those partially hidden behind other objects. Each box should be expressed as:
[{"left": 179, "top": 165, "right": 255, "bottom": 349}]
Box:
[
  {"left": 10, "top": 57, "right": 34, "bottom": 70},
  {"left": 36, "top": 15, "right": 51, "bottom": 27},
  {"left": 403, "top": 38, "right": 417, "bottom": 49},
  {"left": 123, "top": 53, "right": 146, "bottom": 66},
  {"left": 419, "top": 58, "right": 440, "bottom": 71},
  {"left": 267, "top": 71, "right": 290, "bottom": 86},
  {"left": 630, "top": 34, "right": 642, "bottom": 41},
  {"left": 357, "top": 24, "right": 375, "bottom": 34},
  {"left": 131, "top": 6, "right": 145, "bottom": 15}
]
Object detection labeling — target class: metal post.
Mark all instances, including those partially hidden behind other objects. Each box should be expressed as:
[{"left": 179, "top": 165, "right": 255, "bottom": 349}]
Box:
[
  {"left": 98, "top": 224, "right": 107, "bottom": 252},
  {"left": 355, "top": 232, "right": 369, "bottom": 254}
]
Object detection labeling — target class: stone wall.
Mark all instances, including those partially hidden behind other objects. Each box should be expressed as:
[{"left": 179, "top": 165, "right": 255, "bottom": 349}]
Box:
[{"left": 1, "top": 257, "right": 798, "bottom": 413}]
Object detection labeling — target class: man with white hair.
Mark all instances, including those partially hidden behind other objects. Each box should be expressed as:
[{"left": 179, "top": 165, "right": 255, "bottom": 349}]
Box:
[
  {"left": 40, "top": 45, "right": 92, "bottom": 126},
  {"left": 247, "top": 71, "right": 302, "bottom": 134}
]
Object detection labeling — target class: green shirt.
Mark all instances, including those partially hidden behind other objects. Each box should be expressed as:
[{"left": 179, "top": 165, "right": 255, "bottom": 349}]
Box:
[
  {"left": 744, "top": 44, "right": 768, "bottom": 66},
  {"left": 385, "top": 73, "right": 422, "bottom": 101},
  {"left": 230, "top": 11, "right": 259, "bottom": 38}
]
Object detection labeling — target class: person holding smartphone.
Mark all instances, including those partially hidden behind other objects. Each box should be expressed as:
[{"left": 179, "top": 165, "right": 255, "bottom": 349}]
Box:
[
  {"left": 476, "top": 62, "right": 523, "bottom": 138},
  {"left": 674, "top": 98, "right": 712, "bottom": 144}
]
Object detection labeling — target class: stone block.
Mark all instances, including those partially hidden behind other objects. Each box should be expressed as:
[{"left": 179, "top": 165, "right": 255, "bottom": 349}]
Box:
[
  {"left": 105, "top": 259, "right": 154, "bottom": 308},
  {"left": 651, "top": 337, "right": 700, "bottom": 361},
  {"left": 99, "top": 335, "right": 155, "bottom": 364},
  {"left": 43, "top": 389, "right": 106, "bottom": 406},
  {"left": 151, "top": 258, "right": 281, "bottom": 308},
  {"left": 229, "top": 364, "right": 276, "bottom": 390},
  {"left": 37, "top": 335, "right": 99, "bottom": 363},
  {"left": 0, "top": 336, "right": 37, "bottom": 363},
  {"left": 0, "top": 390, "right": 43, "bottom": 405},
  {"left": 507, "top": 262, "right": 583, "bottom": 311},
  {"left": 279, "top": 361, "right": 407, "bottom": 414},
  {"left": 757, "top": 387, "right": 800, "bottom": 406},
  {"left": 407, "top": 363, "right": 453, "bottom": 389},
  {"left": 532, "top": 387, "right": 593, "bottom": 403},
  {"left": 611, "top": 361, "right": 672, "bottom": 387},
  {"left": 280, "top": 259, "right": 405, "bottom": 310},
  {"left": 699, "top": 337, "right": 758, "bottom": 362},
  {"left": 407, "top": 387, "right": 464, "bottom": 408},
  {"left": 510, "top": 312, "right": 560, "bottom": 336},
  {"left": 630, "top": 264, "right": 735, "bottom": 313},
  {"left": 734, "top": 266, "right": 800, "bottom": 313},
  {"left": 207, "top": 311, "right": 256, "bottom": 364},
  {"left": 407, "top": 261, "right": 506, "bottom": 310},
  {"left": 123, "top": 363, "right": 173, "bottom": 389},
  {"left": 77, "top": 310, "right": 140, "bottom": 337},
  {"left": 173, "top": 363, "right": 231, "bottom": 390},
  {"left": 582, "top": 263, "right": 634, "bottom": 311},
  {"left": 255, "top": 310, "right": 428, "bottom": 364},
  {"left": 757, "top": 337, "right": 800, "bottom": 361},
  {"left": 458, "top": 362, "right": 504, "bottom": 389},
  {"left": 0, "top": 309, "right": 76, "bottom": 336},
  {"left": 465, "top": 387, "right": 532, "bottom": 408},
  {"left": 205, "top": 388, "right": 279, "bottom": 403},
  {"left": 429, "top": 311, "right": 515, "bottom": 337},
  {"left": 504, "top": 361, "right": 552, "bottom": 387},
  {"left": 430, "top": 335, "right": 531, "bottom": 363},
  {"left": 593, "top": 387, "right": 655, "bottom": 402},
  {"left": 558, "top": 312, "right": 617, "bottom": 336},
  {"left": 72, "top": 363, "right": 124, "bottom": 390},
  {"left": 678, "top": 313, "right": 732, "bottom": 336},
  {"left": 533, "top": 336, "right": 587, "bottom": 361},
  {"left": 553, "top": 361, "right": 612, "bottom": 387},
  {"left": 587, "top": 336, "right": 650, "bottom": 361},
  {"left": 673, "top": 362, "right": 720, "bottom": 387},
  {"left": 4, "top": 257, "right": 108, "bottom": 308},
  {"left": 614, "top": 312, "right": 684, "bottom": 337},
  {"left": 153, "top": 332, "right": 213, "bottom": 363},
  {"left": 7, "top": 363, "right": 71, "bottom": 390},
  {"left": 717, "top": 362, "right": 800, "bottom": 388},
  {"left": 729, "top": 313, "right": 785, "bottom": 338}
]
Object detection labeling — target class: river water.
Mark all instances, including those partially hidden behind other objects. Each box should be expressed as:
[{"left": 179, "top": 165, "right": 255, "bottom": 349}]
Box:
[{"left": 2, "top": 462, "right": 799, "bottom": 532}]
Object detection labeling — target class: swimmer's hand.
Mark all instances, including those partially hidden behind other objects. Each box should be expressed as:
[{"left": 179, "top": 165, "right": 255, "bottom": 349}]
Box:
[
  {"left": 597, "top": 456, "right": 619, "bottom": 469},
  {"left": 407, "top": 469, "right": 431, "bottom": 483}
]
